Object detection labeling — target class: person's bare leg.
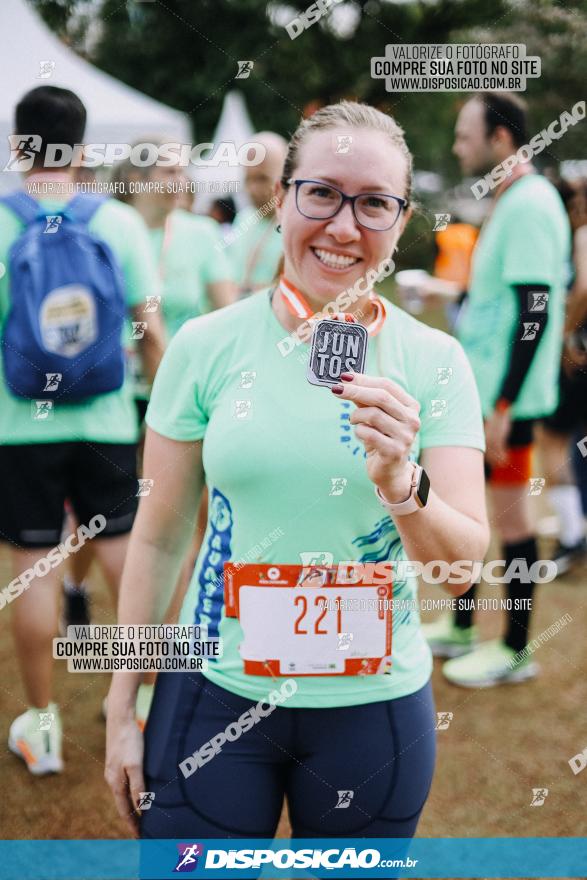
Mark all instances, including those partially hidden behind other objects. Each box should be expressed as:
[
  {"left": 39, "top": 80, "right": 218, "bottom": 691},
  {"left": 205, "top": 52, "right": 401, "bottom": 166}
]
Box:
[
  {"left": 69, "top": 538, "right": 94, "bottom": 586},
  {"left": 537, "top": 423, "right": 585, "bottom": 548},
  {"left": 11, "top": 548, "right": 61, "bottom": 708},
  {"left": 490, "top": 483, "right": 533, "bottom": 544},
  {"left": 91, "top": 534, "right": 130, "bottom": 605},
  {"left": 536, "top": 422, "right": 573, "bottom": 485}
]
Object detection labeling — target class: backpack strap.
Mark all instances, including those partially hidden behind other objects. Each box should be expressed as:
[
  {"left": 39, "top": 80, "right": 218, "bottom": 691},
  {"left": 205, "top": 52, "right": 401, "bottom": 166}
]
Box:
[
  {"left": 0, "top": 191, "right": 44, "bottom": 225},
  {"left": 66, "top": 193, "right": 106, "bottom": 225}
]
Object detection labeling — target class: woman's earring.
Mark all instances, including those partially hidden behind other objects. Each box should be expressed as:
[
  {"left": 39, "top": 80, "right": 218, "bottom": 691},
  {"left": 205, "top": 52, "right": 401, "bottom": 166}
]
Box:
[{"left": 276, "top": 224, "right": 282, "bottom": 233}]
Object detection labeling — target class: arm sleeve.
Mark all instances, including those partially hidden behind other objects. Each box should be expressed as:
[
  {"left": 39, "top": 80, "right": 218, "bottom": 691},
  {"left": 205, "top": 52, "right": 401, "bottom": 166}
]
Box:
[
  {"left": 145, "top": 324, "right": 208, "bottom": 440},
  {"left": 418, "top": 336, "right": 485, "bottom": 452},
  {"left": 498, "top": 283, "right": 550, "bottom": 405}
]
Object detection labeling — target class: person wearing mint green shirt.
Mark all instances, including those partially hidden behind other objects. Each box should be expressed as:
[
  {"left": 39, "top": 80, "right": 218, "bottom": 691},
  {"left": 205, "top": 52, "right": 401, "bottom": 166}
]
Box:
[
  {"left": 106, "top": 101, "right": 488, "bottom": 843},
  {"left": 111, "top": 149, "right": 237, "bottom": 410},
  {"left": 0, "top": 86, "right": 166, "bottom": 777},
  {"left": 227, "top": 131, "right": 286, "bottom": 296},
  {"left": 423, "top": 92, "right": 571, "bottom": 689}
]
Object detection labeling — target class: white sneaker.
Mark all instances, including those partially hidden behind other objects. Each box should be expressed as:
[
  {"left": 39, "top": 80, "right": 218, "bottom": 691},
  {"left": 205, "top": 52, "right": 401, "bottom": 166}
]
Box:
[{"left": 8, "top": 703, "right": 64, "bottom": 775}]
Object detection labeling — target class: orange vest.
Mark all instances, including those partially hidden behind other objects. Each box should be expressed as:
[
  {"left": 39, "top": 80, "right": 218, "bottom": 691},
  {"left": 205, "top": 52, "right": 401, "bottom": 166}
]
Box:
[{"left": 434, "top": 223, "right": 479, "bottom": 289}]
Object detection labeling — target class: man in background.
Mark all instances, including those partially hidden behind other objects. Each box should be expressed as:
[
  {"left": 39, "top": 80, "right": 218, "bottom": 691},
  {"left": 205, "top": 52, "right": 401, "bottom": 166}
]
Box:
[
  {"left": 227, "top": 131, "right": 287, "bottom": 295},
  {"left": 424, "top": 92, "right": 571, "bottom": 687}
]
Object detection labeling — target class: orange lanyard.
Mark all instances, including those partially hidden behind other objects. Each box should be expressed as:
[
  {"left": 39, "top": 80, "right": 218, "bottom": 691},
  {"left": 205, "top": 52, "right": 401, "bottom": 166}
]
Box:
[{"left": 278, "top": 275, "right": 387, "bottom": 336}]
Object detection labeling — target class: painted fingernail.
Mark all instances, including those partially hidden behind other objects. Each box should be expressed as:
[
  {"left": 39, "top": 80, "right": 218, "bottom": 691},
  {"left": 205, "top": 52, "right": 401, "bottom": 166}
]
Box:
[
  {"left": 340, "top": 372, "right": 354, "bottom": 382},
  {"left": 331, "top": 384, "right": 344, "bottom": 395}
]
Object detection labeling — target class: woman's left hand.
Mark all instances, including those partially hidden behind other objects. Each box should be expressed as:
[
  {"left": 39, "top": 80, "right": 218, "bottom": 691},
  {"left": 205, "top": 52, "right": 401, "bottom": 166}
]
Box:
[{"left": 333, "top": 372, "right": 421, "bottom": 501}]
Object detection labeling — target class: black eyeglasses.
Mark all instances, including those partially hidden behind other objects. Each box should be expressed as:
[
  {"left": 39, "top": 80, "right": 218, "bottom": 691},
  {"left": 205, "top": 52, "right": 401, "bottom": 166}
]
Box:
[{"left": 286, "top": 178, "right": 407, "bottom": 231}]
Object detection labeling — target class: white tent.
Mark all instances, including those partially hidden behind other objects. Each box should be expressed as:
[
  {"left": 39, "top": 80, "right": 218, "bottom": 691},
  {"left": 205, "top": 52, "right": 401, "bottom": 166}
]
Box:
[
  {"left": 193, "top": 90, "right": 255, "bottom": 214},
  {"left": 0, "top": 0, "right": 192, "bottom": 192}
]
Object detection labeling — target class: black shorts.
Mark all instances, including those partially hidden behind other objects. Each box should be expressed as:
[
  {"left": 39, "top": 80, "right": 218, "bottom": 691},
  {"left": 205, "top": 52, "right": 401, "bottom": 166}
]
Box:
[
  {"left": 141, "top": 672, "right": 436, "bottom": 841},
  {"left": 543, "top": 366, "right": 587, "bottom": 435},
  {"left": 0, "top": 442, "right": 138, "bottom": 549}
]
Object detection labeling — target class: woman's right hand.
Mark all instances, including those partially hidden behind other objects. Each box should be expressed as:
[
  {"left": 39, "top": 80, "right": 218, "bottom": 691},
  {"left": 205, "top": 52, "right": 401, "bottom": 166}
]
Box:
[{"left": 105, "top": 711, "right": 145, "bottom": 837}]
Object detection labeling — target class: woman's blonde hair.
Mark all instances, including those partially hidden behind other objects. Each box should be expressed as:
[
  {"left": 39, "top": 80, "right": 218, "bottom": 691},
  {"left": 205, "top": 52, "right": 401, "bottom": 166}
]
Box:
[{"left": 281, "top": 100, "right": 413, "bottom": 206}]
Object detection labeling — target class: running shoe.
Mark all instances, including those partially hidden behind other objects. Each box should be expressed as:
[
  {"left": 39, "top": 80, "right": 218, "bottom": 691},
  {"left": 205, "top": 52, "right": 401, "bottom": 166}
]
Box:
[
  {"left": 551, "top": 537, "right": 587, "bottom": 578},
  {"left": 60, "top": 579, "right": 91, "bottom": 635},
  {"left": 8, "top": 704, "right": 63, "bottom": 775},
  {"left": 421, "top": 612, "right": 478, "bottom": 658},
  {"left": 442, "top": 639, "right": 539, "bottom": 688}
]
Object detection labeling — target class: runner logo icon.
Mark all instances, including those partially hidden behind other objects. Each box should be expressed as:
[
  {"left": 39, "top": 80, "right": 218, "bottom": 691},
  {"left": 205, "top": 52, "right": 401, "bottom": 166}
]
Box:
[
  {"left": 335, "top": 790, "right": 354, "bottom": 808},
  {"left": 174, "top": 843, "right": 204, "bottom": 872}
]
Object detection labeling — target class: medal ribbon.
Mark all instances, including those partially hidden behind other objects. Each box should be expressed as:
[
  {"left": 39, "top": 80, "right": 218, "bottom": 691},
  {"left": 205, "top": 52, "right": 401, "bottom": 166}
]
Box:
[{"left": 279, "top": 275, "right": 386, "bottom": 336}]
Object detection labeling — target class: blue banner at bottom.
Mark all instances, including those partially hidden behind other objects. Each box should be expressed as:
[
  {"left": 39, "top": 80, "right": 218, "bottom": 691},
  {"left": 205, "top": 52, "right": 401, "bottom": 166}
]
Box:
[{"left": 0, "top": 838, "right": 585, "bottom": 878}]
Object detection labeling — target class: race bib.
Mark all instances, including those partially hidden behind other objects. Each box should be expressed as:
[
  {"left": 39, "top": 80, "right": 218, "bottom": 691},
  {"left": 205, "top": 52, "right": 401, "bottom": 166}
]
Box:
[
  {"left": 224, "top": 563, "right": 392, "bottom": 676},
  {"left": 40, "top": 285, "right": 97, "bottom": 358}
]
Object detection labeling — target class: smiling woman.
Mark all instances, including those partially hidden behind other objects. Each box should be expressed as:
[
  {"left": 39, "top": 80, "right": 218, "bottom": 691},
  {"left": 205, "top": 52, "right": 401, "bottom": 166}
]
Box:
[{"left": 105, "top": 101, "right": 489, "bottom": 857}]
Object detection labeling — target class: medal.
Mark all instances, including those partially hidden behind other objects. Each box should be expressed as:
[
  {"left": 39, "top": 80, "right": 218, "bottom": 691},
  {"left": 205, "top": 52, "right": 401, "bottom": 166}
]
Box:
[
  {"left": 307, "top": 318, "right": 368, "bottom": 386},
  {"left": 278, "top": 276, "right": 387, "bottom": 387}
]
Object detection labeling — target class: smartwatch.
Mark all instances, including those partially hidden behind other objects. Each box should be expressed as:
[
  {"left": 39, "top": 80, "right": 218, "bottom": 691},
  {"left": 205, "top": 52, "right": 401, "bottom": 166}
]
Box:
[{"left": 375, "top": 463, "right": 430, "bottom": 516}]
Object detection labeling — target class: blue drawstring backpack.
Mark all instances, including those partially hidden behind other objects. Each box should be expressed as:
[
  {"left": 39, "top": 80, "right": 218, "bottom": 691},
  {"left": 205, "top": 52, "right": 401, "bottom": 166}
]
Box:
[{"left": 0, "top": 191, "right": 126, "bottom": 401}]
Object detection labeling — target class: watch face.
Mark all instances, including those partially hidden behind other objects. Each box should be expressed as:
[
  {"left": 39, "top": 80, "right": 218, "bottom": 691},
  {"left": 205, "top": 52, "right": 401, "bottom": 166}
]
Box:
[
  {"left": 417, "top": 468, "right": 430, "bottom": 507},
  {"left": 307, "top": 319, "right": 368, "bottom": 387}
]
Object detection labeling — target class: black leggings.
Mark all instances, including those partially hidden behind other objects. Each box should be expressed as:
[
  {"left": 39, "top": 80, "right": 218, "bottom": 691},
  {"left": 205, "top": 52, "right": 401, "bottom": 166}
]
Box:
[{"left": 141, "top": 672, "right": 436, "bottom": 840}]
